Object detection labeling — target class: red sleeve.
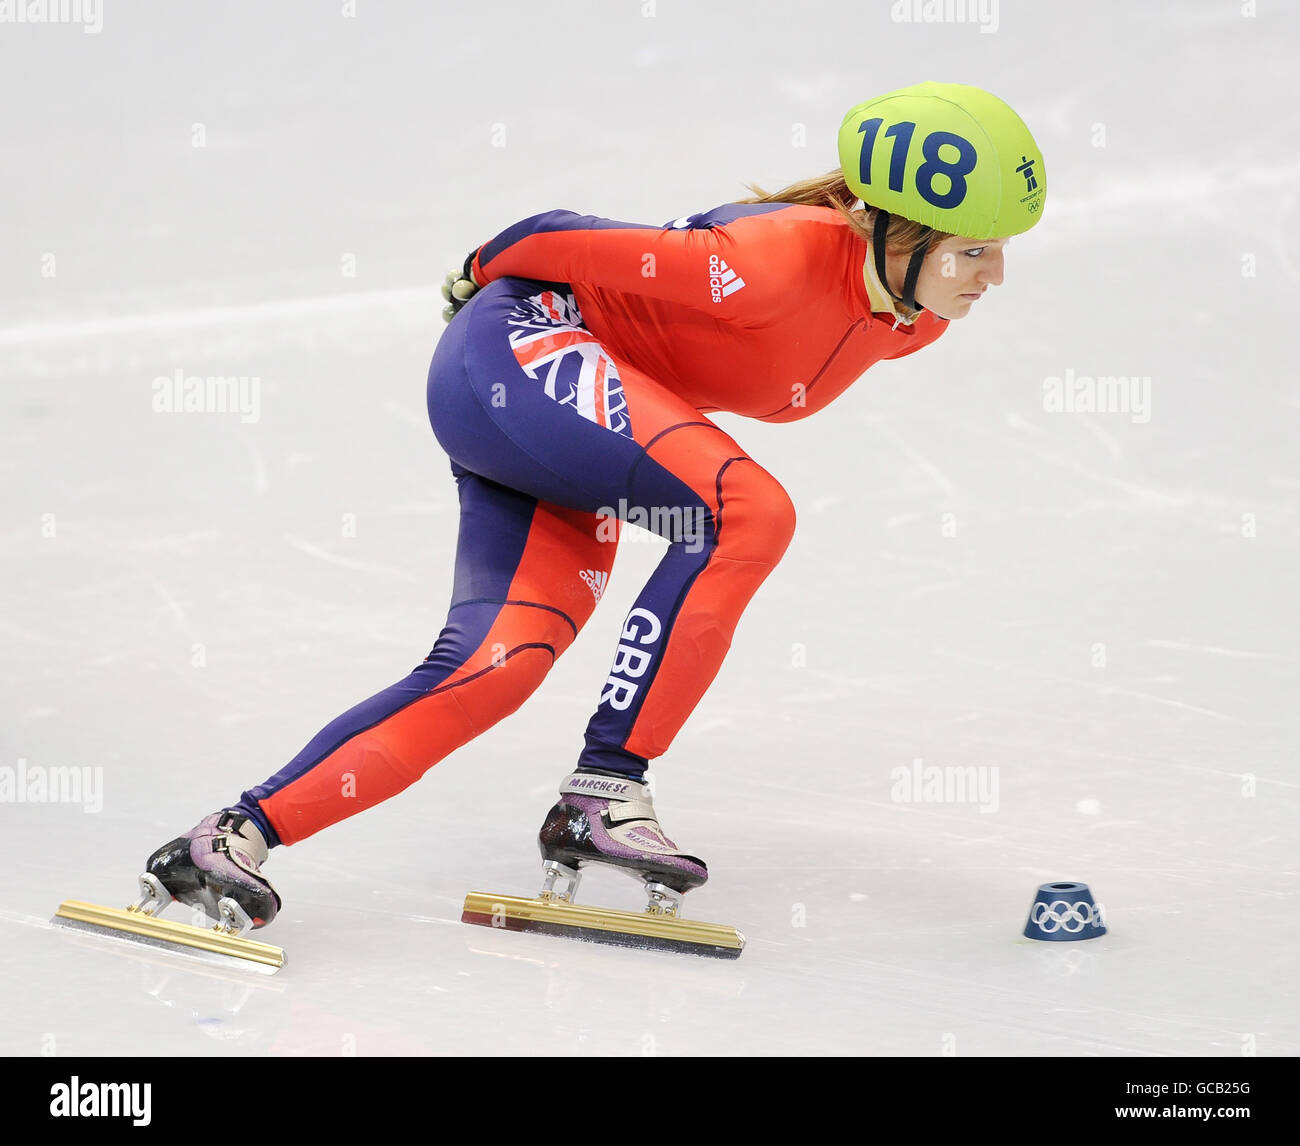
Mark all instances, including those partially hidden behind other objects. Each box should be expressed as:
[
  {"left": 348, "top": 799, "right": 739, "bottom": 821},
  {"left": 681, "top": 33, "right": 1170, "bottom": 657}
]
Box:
[{"left": 469, "top": 205, "right": 815, "bottom": 319}]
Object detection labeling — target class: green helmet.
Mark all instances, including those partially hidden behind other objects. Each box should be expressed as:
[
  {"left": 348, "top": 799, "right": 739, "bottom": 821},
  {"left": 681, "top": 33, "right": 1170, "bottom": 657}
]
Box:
[{"left": 837, "top": 81, "right": 1046, "bottom": 239}]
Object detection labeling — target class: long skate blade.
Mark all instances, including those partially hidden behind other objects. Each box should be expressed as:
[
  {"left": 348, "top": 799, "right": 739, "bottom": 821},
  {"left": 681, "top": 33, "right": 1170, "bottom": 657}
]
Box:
[
  {"left": 461, "top": 892, "right": 744, "bottom": 960},
  {"left": 52, "top": 900, "right": 286, "bottom": 975}
]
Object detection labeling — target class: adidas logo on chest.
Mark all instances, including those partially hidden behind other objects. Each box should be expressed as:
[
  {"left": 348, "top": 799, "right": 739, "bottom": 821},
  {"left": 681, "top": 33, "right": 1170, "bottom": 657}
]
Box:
[{"left": 707, "top": 254, "right": 745, "bottom": 302}]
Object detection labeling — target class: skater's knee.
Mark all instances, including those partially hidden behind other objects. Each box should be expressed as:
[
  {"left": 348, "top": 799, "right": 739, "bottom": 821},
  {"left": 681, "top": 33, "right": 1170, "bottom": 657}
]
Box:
[
  {"left": 443, "top": 600, "right": 573, "bottom": 722},
  {"left": 492, "top": 601, "right": 579, "bottom": 661},
  {"left": 455, "top": 642, "right": 556, "bottom": 731},
  {"left": 715, "top": 462, "right": 797, "bottom": 565},
  {"left": 427, "top": 599, "right": 578, "bottom": 671}
]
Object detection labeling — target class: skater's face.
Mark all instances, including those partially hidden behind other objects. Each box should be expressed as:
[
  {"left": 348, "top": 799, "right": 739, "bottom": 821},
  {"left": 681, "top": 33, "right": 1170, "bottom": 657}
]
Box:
[{"left": 886, "top": 235, "right": 1008, "bottom": 321}]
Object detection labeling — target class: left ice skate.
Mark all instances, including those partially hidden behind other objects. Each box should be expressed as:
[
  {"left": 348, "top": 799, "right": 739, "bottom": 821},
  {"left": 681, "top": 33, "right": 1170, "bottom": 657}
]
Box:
[
  {"left": 51, "top": 813, "right": 286, "bottom": 974},
  {"left": 52, "top": 875, "right": 287, "bottom": 975},
  {"left": 462, "top": 771, "right": 745, "bottom": 959}
]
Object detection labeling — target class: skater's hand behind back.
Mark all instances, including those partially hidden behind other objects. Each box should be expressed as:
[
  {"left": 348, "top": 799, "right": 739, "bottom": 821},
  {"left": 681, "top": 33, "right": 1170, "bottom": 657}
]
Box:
[{"left": 440, "top": 251, "right": 480, "bottom": 322}]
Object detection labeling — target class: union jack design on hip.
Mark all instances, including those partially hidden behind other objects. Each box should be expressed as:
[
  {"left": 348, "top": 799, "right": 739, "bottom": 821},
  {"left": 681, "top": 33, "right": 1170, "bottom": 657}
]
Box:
[{"left": 505, "top": 290, "right": 632, "bottom": 438}]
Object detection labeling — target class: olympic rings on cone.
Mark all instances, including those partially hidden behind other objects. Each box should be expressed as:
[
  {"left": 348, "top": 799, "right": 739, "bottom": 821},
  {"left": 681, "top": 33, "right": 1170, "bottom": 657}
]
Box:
[{"left": 1023, "top": 881, "right": 1107, "bottom": 942}]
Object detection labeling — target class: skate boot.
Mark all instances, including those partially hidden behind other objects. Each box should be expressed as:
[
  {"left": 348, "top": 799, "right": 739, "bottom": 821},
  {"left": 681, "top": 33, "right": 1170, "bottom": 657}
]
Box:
[
  {"left": 145, "top": 811, "right": 281, "bottom": 930},
  {"left": 537, "top": 770, "right": 707, "bottom": 916}
]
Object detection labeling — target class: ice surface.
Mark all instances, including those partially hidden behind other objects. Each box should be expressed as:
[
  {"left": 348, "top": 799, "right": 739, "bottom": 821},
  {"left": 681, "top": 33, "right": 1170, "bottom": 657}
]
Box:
[{"left": 1, "top": 0, "right": 1297, "bottom": 1056}]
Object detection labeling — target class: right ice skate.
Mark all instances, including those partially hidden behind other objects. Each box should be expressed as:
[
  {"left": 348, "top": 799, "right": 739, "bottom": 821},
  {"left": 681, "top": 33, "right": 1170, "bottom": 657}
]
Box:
[
  {"left": 537, "top": 771, "right": 709, "bottom": 898},
  {"left": 462, "top": 771, "right": 744, "bottom": 959}
]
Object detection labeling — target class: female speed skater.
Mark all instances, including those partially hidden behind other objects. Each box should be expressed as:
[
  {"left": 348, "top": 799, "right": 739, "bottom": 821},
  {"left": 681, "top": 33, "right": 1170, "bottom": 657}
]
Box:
[{"left": 144, "top": 81, "right": 1047, "bottom": 930}]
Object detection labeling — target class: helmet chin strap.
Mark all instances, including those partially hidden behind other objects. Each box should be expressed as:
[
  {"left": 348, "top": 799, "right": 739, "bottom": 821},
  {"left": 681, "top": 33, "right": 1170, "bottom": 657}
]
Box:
[{"left": 870, "top": 209, "right": 932, "bottom": 314}]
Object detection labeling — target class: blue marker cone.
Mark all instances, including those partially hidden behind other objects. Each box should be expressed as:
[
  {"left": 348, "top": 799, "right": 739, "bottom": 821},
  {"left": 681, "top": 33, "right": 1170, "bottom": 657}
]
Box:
[{"left": 1023, "top": 882, "right": 1106, "bottom": 941}]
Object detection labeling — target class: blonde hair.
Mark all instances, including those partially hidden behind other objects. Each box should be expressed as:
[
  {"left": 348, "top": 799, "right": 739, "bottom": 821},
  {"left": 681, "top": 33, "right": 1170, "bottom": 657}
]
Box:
[{"left": 735, "top": 168, "right": 952, "bottom": 256}]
